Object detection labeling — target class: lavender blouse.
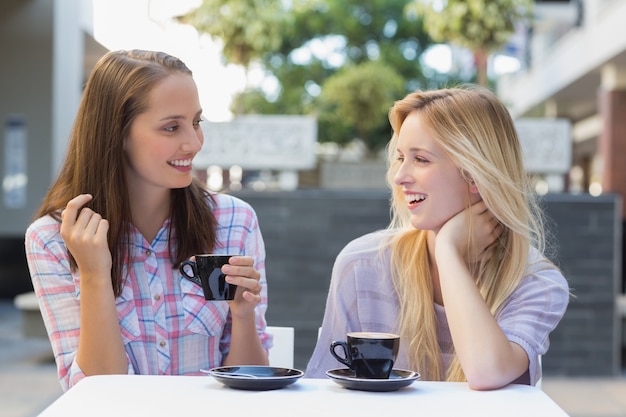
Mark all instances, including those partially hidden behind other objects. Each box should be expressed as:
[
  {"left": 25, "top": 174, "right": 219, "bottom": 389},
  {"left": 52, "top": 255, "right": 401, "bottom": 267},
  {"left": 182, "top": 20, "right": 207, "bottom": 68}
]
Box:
[{"left": 304, "top": 229, "right": 569, "bottom": 385}]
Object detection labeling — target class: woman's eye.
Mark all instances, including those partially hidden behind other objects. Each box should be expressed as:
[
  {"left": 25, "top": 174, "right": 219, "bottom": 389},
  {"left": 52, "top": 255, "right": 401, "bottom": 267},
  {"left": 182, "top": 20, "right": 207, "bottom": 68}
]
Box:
[
  {"left": 164, "top": 125, "right": 179, "bottom": 133},
  {"left": 193, "top": 117, "right": 205, "bottom": 127}
]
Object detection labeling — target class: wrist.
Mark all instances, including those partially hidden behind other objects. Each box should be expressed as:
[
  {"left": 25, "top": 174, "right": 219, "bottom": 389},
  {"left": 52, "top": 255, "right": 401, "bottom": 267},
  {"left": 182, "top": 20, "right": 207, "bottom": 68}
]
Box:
[
  {"left": 230, "top": 309, "right": 256, "bottom": 323},
  {"left": 434, "top": 240, "right": 462, "bottom": 261}
]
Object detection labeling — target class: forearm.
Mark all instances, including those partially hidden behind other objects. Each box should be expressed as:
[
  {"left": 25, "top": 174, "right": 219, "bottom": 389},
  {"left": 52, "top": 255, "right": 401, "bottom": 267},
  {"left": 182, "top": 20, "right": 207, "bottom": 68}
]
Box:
[
  {"left": 436, "top": 244, "right": 528, "bottom": 389},
  {"left": 222, "top": 312, "right": 268, "bottom": 366},
  {"left": 76, "top": 275, "right": 128, "bottom": 375}
]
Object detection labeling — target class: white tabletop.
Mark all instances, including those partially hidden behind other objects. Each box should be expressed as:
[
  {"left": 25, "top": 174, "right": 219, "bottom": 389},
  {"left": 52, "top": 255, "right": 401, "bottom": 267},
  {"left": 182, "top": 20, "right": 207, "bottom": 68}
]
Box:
[{"left": 37, "top": 374, "right": 569, "bottom": 417}]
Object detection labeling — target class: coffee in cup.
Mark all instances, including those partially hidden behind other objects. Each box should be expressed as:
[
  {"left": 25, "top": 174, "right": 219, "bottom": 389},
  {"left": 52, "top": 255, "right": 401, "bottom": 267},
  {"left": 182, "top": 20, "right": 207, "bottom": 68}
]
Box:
[
  {"left": 330, "top": 331, "right": 400, "bottom": 379},
  {"left": 179, "top": 254, "right": 237, "bottom": 301}
]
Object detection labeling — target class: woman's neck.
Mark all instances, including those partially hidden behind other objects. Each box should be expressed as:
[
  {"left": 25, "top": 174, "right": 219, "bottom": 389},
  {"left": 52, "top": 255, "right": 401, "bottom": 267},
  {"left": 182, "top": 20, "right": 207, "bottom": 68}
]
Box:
[
  {"left": 129, "top": 188, "right": 171, "bottom": 244},
  {"left": 426, "top": 232, "right": 444, "bottom": 305}
]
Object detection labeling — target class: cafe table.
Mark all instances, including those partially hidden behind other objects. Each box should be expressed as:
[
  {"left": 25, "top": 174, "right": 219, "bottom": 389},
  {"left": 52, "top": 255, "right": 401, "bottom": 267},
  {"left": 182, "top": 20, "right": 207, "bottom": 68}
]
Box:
[{"left": 36, "top": 374, "right": 570, "bottom": 417}]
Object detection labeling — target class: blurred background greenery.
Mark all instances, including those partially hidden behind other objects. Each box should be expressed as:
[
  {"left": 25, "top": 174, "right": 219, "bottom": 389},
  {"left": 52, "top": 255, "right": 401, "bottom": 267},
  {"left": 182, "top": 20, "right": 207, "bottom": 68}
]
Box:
[{"left": 177, "top": 0, "right": 532, "bottom": 157}]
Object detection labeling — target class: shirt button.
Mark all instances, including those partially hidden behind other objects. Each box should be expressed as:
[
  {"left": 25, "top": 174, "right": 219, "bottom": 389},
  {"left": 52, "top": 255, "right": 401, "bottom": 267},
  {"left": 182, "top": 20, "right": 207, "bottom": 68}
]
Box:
[
  {"left": 154, "top": 294, "right": 161, "bottom": 301},
  {"left": 159, "top": 341, "right": 166, "bottom": 348},
  {"left": 145, "top": 249, "right": 152, "bottom": 256}
]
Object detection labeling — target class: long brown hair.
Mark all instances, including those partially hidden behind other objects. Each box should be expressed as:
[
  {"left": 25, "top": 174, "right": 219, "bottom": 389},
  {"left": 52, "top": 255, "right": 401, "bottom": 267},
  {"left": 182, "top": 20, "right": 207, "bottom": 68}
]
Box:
[{"left": 34, "top": 50, "right": 217, "bottom": 297}]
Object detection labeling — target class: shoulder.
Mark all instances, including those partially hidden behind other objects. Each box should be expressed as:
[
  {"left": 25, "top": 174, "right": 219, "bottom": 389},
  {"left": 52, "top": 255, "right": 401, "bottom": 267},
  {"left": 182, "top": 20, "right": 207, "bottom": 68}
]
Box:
[
  {"left": 210, "top": 192, "right": 256, "bottom": 213},
  {"left": 25, "top": 214, "right": 62, "bottom": 243},
  {"left": 333, "top": 229, "right": 394, "bottom": 275},
  {"left": 24, "top": 215, "right": 68, "bottom": 262},
  {"left": 211, "top": 192, "right": 258, "bottom": 220},
  {"left": 507, "top": 248, "right": 570, "bottom": 310},
  {"left": 210, "top": 192, "right": 262, "bottom": 234},
  {"left": 525, "top": 247, "right": 569, "bottom": 292},
  {"left": 339, "top": 229, "right": 394, "bottom": 257}
]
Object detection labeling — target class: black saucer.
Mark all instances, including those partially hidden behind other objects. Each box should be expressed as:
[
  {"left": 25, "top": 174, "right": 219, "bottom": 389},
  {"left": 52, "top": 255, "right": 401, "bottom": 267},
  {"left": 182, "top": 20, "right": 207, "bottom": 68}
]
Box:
[
  {"left": 202, "top": 365, "right": 304, "bottom": 391},
  {"left": 326, "top": 368, "right": 420, "bottom": 392}
]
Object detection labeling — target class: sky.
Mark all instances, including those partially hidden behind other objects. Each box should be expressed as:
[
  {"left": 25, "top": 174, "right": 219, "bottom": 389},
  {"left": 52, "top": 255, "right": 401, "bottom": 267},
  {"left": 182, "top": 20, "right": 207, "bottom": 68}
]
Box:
[{"left": 92, "top": 0, "right": 243, "bottom": 122}]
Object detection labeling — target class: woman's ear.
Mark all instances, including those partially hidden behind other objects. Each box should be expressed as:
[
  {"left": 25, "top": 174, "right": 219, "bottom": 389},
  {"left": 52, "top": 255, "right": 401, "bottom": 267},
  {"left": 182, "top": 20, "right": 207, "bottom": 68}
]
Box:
[
  {"left": 462, "top": 170, "right": 479, "bottom": 194},
  {"left": 469, "top": 179, "right": 479, "bottom": 194}
]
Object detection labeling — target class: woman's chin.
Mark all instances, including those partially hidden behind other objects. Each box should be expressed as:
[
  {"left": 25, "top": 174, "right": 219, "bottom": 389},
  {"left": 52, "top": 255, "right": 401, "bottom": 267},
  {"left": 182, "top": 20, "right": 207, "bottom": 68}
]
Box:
[
  {"left": 171, "top": 177, "right": 193, "bottom": 189},
  {"left": 410, "top": 217, "right": 443, "bottom": 232},
  {"left": 410, "top": 217, "right": 428, "bottom": 231}
]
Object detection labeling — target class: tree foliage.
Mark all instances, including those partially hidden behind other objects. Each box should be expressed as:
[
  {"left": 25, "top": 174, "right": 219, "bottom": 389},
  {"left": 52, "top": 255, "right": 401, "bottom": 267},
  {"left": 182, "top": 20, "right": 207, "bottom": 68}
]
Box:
[
  {"left": 182, "top": 0, "right": 466, "bottom": 154},
  {"left": 230, "top": 1, "right": 432, "bottom": 111},
  {"left": 317, "top": 61, "right": 405, "bottom": 153},
  {"left": 238, "top": 0, "right": 449, "bottom": 154},
  {"left": 177, "top": 0, "right": 290, "bottom": 68},
  {"left": 407, "top": 0, "right": 533, "bottom": 85}
]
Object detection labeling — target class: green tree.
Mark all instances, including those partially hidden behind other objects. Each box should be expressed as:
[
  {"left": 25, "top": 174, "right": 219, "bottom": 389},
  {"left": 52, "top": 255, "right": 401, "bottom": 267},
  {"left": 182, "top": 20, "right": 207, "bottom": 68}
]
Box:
[
  {"left": 235, "top": 0, "right": 448, "bottom": 153},
  {"left": 243, "top": 0, "right": 435, "bottom": 114},
  {"left": 177, "top": 0, "right": 291, "bottom": 112},
  {"left": 407, "top": 0, "right": 533, "bottom": 86},
  {"left": 317, "top": 61, "right": 405, "bottom": 154},
  {"left": 181, "top": 0, "right": 464, "bottom": 153}
]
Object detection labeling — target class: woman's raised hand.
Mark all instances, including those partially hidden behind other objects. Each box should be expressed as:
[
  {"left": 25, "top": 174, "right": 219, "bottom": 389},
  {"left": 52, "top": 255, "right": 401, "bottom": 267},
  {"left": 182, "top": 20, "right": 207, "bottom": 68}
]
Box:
[
  {"left": 60, "top": 194, "right": 112, "bottom": 277},
  {"left": 436, "top": 200, "right": 502, "bottom": 265}
]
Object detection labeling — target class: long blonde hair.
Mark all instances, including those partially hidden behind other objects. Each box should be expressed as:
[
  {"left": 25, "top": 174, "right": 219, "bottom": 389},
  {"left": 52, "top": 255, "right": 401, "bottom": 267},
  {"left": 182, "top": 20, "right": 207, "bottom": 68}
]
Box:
[{"left": 384, "top": 85, "right": 547, "bottom": 381}]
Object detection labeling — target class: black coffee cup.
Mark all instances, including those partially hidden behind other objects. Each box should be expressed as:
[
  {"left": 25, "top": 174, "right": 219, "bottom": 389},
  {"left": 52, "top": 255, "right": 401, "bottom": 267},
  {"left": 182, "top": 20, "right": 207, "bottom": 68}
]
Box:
[
  {"left": 179, "top": 254, "right": 237, "bottom": 301},
  {"left": 330, "top": 331, "right": 400, "bottom": 379}
]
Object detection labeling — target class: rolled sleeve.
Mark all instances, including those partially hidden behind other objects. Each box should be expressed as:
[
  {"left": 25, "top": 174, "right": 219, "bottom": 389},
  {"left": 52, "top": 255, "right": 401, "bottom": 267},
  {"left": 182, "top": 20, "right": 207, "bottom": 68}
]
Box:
[{"left": 497, "top": 266, "right": 570, "bottom": 385}]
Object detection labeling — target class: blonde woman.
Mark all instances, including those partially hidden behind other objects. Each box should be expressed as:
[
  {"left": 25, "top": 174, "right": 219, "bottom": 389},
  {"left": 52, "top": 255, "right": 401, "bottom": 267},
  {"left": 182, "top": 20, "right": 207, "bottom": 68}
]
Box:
[{"left": 305, "top": 85, "right": 569, "bottom": 390}]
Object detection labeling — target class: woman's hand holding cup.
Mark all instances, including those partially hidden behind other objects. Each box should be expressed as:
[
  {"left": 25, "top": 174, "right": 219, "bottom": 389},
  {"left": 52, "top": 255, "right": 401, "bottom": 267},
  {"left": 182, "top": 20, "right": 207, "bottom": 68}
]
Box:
[
  {"left": 222, "top": 255, "right": 263, "bottom": 317},
  {"left": 179, "top": 254, "right": 262, "bottom": 318}
]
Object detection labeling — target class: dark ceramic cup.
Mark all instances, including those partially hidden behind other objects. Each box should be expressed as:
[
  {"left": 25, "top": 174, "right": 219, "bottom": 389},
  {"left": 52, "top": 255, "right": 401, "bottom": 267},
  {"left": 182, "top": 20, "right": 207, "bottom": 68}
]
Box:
[
  {"left": 179, "top": 254, "right": 237, "bottom": 301},
  {"left": 330, "top": 331, "right": 400, "bottom": 379}
]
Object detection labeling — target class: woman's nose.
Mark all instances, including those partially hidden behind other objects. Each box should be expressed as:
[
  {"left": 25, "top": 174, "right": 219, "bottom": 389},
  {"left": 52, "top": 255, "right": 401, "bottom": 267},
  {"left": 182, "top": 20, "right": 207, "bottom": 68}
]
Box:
[
  {"left": 182, "top": 127, "right": 204, "bottom": 152},
  {"left": 393, "top": 162, "right": 411, "bottom": 185}
]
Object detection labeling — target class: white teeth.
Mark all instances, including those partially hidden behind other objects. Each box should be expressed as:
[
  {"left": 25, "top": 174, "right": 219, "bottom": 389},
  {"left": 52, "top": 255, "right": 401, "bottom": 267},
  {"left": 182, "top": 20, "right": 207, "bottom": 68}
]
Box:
[
  {"left": 405, "top": 194, "right": 425, "bottom": 203},
  {"left": 168, "top": 159, "right": 192, "bottom": 167}
]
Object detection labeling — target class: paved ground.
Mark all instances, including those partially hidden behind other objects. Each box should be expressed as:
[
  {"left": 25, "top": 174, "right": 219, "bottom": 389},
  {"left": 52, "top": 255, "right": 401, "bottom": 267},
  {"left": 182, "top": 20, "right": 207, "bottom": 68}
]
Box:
[
  {"left": 1, "top": 300, "right": 625, "bottom": 417},
  {"left": 0, "top": 302, "right": 62, "bottom": 417}
]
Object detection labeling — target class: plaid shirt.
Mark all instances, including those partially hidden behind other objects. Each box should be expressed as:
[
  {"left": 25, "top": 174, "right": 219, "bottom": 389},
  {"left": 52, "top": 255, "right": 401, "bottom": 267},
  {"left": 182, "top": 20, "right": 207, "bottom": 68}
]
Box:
[{"left": 25, "top": 193, "right": 270, "bottom": 391}]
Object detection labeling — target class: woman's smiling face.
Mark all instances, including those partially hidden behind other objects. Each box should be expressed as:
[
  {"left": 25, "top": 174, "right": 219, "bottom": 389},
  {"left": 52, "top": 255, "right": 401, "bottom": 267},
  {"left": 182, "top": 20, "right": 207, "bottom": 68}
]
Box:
[
  {"left": 393, "top": 111, "right": 478, "bottom": 232},
  {"left": 124, "top": 73, "right": 204, "bottom": 193}
]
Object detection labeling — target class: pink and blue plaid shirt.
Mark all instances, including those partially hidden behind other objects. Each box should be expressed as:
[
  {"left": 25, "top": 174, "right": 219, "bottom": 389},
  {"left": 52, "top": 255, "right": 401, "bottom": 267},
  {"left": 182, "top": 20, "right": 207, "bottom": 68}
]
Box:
[{"left": 25, "top": 192, "right": 270, "bottom": 391}]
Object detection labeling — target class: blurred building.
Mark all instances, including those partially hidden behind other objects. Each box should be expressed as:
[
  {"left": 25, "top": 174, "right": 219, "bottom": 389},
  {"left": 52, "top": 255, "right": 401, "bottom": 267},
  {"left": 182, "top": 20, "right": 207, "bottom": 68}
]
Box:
[
  {"left": 0, "top": 0, "right": 210, "bottom": 296},
  {"left": 498, "top": 0, "right": 626, "bottom": 303},
  {"left": 0, "top": 0, "right": 226, "bottom": 238},
  {"left": 498, "top": 0, "right": 626, "bottom": 209},
  {"left": 1, "top": 0, "right": 100, "bottom": 238}
]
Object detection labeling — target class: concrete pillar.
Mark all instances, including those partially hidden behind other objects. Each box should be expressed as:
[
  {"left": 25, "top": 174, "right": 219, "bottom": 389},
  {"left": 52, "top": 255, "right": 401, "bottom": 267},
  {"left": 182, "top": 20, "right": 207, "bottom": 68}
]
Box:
[
  {"left": 544, "top": 99, "right": 558, "bottom": 118},
  {"left": 543, "top": 100, "right": 567, "bottom": 193},
  {"left": 598, "top": 64, "right": 626, "bottom": 216},
  {"left": 52, "top": 0, "right": 84, "bottom": 178},
  {"left": 599, "top": 64, "right": 626, "bottom": 297}
]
